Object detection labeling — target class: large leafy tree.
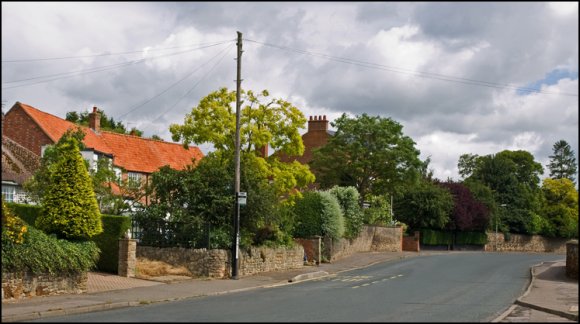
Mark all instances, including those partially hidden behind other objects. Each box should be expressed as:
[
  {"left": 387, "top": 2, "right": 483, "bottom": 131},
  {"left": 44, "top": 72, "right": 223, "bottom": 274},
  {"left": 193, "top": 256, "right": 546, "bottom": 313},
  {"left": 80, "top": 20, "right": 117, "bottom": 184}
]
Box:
[
  {"left": 170, "top": 87, "right": 314, "bottom": 199},
  {"left": 548, "top": 140, "right": 577, "bottom": 184},
  {"left": 541, "top": 178, "right": 578, "bottom": 238},
  {"left": 35, "top": 132, "right": 102, "bottom": 240},
  {"left": 393, "top": 180, "right": 453, "bottom": 231},
  {"left": 466, "top": 150, "right": 544, "bottom": 234},
  {"left": 310, "top": 113, "right": 423, "bottom": 204}
]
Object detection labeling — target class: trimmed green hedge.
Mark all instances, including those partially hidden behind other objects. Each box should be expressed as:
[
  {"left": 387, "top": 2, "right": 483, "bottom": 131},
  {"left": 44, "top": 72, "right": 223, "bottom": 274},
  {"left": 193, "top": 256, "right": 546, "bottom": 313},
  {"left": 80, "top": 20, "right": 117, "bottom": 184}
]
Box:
[
  {"left": 420, "top": 228, "right": 453, "bottom": 245},
  {"left": 455, "top": 231, "right": 488, "bottom": 245},
  {"left": 91, "top": 215, "right": 132, "bottom": 273},
  {"left": 420, "top": 228, "right": 487, "bottom": 245},
  {"left": 7, "top": 203, "right": 130, "bottom": 273},
  {"left": 6, "top": 203, "right": 41, "bottom": 226}
]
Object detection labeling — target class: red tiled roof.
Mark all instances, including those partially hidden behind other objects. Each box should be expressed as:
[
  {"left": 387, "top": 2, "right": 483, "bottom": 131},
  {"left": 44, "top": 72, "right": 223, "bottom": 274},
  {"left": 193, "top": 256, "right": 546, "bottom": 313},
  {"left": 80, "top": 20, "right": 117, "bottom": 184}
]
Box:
[{"left": 17, "top": 102, "right": 203, "bottom": 174}]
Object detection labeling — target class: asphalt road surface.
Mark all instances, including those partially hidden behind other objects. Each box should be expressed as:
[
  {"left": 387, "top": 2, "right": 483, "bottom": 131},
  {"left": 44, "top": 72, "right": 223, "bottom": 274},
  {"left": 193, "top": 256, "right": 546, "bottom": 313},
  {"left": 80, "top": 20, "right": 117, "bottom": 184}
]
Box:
[{"left": 28, "top": 252, "right": 563, "bottom": 322}]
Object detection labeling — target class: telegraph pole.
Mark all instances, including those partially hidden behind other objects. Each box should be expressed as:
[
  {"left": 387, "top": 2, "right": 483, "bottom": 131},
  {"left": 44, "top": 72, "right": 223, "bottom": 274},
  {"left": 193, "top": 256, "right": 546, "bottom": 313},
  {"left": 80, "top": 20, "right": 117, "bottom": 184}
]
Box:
[{"left": 232, "top": 31, "right": 243, "bottom": 280}]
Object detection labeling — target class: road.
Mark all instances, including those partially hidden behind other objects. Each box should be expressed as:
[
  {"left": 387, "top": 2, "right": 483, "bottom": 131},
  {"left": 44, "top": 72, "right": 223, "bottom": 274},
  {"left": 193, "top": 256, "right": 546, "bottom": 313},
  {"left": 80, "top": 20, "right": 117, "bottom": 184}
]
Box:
[{"left": 29, "top": 252, "right": 563, "bottom": 322}]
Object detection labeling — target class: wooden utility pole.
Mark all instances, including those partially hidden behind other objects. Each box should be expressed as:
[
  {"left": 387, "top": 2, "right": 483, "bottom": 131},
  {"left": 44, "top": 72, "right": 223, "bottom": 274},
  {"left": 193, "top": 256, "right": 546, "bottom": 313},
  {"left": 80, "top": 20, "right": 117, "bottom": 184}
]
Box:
[{"left": 232, "top": 31, "right": 243, "bottom": 279}]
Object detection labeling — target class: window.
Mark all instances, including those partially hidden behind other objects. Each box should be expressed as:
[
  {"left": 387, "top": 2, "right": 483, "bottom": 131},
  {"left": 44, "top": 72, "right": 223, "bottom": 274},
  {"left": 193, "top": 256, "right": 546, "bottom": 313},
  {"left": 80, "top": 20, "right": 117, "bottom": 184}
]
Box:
[
  {"left": 128, "top": 172, "right": 143, "bottom": 184},
  {"left": 2, "top": 185, "right": 15, "bottom": 203}
]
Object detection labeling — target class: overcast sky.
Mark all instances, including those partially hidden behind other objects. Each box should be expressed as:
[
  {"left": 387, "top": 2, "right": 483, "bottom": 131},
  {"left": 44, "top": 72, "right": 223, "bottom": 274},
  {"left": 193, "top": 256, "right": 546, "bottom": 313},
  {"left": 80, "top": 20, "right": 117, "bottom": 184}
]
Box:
[{"left": 2, "top": 2, "right": 578, "bottom": 182}]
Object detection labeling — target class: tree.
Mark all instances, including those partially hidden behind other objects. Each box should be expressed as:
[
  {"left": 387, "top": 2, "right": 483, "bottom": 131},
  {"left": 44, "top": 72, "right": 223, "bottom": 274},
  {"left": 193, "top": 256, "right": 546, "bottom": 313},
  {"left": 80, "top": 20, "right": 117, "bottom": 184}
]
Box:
[
  {"left": 467, "top": 150, "right": 544, "bottom": 234},
  {"left": 35, "top": 132, "right": 102, "bottom": 240},
  {"left": 458, "top": 153, "right": 480, "bottom": 179},
  {"left": 541, "top": 178, "right": 578, "bottom": 238},
  {"left": 548, "top": 140, "right": 577, "bottom": 184},
  {"left": 393, "top": 180, "right": 453, "bottom": 232},
  {"left": 169, "top": 87, "right": 314, "bottom": 199},
  {"left": 310, "top": 113, "right": 422, "bottom": 204},
  {"left": 438, "top": 181, "right": 490, "bottom": 232},
  {"left": 65, "top": 108, "right": 143, "bottom": 136}
]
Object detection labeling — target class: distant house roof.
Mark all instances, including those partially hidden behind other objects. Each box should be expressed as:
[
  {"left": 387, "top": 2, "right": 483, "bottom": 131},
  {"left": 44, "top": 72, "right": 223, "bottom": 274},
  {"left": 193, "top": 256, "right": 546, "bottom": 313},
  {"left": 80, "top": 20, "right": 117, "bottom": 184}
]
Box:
[{"left": 16, "top": 102, "right": 203, "bottom": 174}]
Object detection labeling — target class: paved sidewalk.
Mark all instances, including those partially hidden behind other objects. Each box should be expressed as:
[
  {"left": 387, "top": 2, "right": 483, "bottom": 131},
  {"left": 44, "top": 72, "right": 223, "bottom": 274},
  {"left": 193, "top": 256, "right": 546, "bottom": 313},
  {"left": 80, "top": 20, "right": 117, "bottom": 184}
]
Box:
[{"left": 1, "top": 251, "right": 577, "bottom": 322}]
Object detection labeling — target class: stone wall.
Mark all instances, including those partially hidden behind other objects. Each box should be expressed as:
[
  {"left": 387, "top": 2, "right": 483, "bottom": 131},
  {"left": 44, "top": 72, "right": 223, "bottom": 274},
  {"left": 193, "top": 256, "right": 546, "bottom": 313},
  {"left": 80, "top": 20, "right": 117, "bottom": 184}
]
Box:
[
  {"left": 137, "top": 246, "right": 229, "bottom": 278},
  {"left": 118, "top": 239, "right": 137, "bottom": 277},
  {"left": 2, "top": 272, "right": 87, "bottom": 300},
  {"left": 484, "top": 232, "right": 568, "bottom": 253},
  {"left": 322, "top": 225, "right": 402, "bottom": 262},
  {"left": 566, "top": 240, "right": 578, "bottom": 279},
  {"left": 239, "top": 245, "right": 304, "bottom": 276},
  {"left": 137, "top": 245, "right": 304, "bottom": 279}
]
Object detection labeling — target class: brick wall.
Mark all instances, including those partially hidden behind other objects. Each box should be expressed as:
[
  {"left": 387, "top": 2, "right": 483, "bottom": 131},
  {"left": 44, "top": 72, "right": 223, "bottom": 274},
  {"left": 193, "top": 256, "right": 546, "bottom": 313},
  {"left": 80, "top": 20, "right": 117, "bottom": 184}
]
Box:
[
  {"left": 403, "top": 231, "right": 421, "bottom": 252},
  {"left": 295, "top": 237, "right": 321, "bottom": 264},
  {"left": 2, "top": 272, "right": 87, "bottom": 300},
  {"left": 4, "top": 104, "right": 53, "bottom": 156},
  {"left": 566, "top": 240, "right": 578, "bottom": 279},
  {"left": 484, "top": 232, "right": 569, "bottom": 253},
  {"left": 137, "top": 245, "right": 304, "bottom": 279}
]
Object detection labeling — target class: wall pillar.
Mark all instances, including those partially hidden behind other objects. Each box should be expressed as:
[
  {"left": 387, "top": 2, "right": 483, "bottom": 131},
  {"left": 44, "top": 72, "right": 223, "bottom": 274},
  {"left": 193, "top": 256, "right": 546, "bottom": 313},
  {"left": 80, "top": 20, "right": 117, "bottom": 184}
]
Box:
[{"left": 118, "top": 238, "right": 137, "bottom": 277}]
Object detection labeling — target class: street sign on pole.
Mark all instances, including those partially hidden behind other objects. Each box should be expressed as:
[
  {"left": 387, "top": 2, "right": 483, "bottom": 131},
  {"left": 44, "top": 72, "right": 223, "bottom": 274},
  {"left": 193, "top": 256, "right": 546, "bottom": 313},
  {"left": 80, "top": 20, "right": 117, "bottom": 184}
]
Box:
[{"left": 238, "top": 192, "right": 247, "bottom": 206}]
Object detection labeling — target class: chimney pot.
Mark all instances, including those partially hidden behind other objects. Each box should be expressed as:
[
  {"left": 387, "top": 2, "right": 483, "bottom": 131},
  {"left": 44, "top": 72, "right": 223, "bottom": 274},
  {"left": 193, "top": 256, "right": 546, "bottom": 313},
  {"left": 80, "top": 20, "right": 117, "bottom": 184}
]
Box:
[{"left": 93, "top": 106, "right": 98, "bottom": 113}]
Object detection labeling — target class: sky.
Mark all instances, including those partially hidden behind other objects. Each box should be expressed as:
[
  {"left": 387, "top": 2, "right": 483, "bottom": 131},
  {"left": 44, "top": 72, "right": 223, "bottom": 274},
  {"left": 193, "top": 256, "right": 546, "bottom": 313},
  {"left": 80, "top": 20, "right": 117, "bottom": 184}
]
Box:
[{"left": 2, "top": 2, "right": 578, "bottom": 182}]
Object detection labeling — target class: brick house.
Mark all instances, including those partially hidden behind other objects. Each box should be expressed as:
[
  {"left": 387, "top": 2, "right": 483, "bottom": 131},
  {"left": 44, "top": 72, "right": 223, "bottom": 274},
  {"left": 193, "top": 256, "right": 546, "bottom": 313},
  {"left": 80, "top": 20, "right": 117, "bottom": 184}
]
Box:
[
  {"left": 2, "top": 102, "right": 204, "bottom": 208},
  {"left": 276, "top": 115, "right": 334, "bottom": 165}
]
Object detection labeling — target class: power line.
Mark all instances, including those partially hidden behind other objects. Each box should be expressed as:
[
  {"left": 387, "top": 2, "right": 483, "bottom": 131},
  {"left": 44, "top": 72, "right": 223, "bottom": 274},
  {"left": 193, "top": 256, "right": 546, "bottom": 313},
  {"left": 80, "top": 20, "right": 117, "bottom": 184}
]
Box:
[
  {"left": 2, "top": 41, "right": 233, "bottom": 88},
  {"left": 245, "top": 39, "right": 578, "bottom": 97},
  {"left": 116, "top": 43, "right": 234, "bottom": 120},
  {"left": 151, "top": 43, "right": 235, "bottom": 125},
  {"left": 1, "top": 39, "right": 235, "bottom": 63}
]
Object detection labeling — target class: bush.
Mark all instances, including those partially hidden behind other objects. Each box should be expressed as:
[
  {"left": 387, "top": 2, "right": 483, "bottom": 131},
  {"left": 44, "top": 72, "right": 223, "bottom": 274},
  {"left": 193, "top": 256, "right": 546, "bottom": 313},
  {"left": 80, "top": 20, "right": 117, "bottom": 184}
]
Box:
[
  {"left": 455, "top": 231, "right": 488, "bottom": 245},
  {"left": 328, "top": 186, "right": 364, "bottom": 239},
  {"left": 2, "top": 225, "right": 100, "bottom": 275},
  {"left": 292, "top": 191, "right": 344, "bottom": 239},
  {"left": 91, "top": 215, "right": 132, "bottom": 273},
  {"left": 420, "top": 228, "right": 453, "bottom": 245},
  {"left": 6, "top": 203, "right": 41, "bottom": 227},
  {"left": 35, "top": 134, "right": 103, "bottom": 240}
]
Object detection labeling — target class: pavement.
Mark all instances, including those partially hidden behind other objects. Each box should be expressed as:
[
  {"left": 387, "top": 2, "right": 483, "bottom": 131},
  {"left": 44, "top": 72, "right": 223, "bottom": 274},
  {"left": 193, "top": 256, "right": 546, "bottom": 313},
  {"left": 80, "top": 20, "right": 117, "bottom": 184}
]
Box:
[{"left": 1, "top": 251, "right": 577, "bottom": 322}]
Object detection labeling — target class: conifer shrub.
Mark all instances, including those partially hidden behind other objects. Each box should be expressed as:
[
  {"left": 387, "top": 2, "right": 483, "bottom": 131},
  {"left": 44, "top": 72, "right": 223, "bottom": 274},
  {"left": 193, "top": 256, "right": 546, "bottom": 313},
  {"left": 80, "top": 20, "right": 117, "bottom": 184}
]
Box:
[{"left": 35, "top": 134, "right": 103, "bottom": 240}]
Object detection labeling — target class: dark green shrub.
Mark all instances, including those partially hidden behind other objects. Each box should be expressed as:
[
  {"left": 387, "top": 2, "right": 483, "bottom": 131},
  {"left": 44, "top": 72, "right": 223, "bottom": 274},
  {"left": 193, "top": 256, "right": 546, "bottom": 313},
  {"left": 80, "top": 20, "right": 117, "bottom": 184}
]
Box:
[
  {"left": 6, "top": 203, "right": 42, "bottom": 226},
  {"left": 2, "top": 225, "right": 100, "bottom": 275},
  {"left": 420, "top": 228, "right": 453, "bottom": 245},
  {"left": 455, "top": 231, "right": 488, "bottom": 245},
  {"left": 91, "top": 215, "right": 131, "bottom": 273},
  {"left": 328, "top": 186, "right": 364, "bottom": 239},
  {"left": 292, "top": 191, "right": 344, "bottom": 239}
]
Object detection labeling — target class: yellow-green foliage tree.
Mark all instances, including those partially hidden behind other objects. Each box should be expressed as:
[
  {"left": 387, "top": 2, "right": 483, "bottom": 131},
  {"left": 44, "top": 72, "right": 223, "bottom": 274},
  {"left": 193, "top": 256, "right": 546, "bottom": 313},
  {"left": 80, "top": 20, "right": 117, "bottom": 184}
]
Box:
[
  {"left": 35, "top": 132, "right": 103, "bottom": 240},
  {"left": 541, "top": 178, "right": 578, "bottom": 238},
  {"left": 170, "top": 87, "right": 315, "bottom": 200}
]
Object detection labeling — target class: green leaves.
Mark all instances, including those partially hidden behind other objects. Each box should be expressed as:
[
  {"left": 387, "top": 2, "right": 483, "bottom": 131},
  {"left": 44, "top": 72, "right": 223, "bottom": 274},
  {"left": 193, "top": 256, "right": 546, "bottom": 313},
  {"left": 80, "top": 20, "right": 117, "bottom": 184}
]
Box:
[
  {"left": 35, "top": 132, "right": 103, "bottom": 240},
  {"left": 311, "top": 113, "right": 422, "bottom": 202}
]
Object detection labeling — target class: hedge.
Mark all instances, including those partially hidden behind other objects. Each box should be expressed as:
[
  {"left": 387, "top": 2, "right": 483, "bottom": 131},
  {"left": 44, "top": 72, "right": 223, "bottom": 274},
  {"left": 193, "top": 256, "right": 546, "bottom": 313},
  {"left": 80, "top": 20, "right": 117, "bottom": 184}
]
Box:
[
  {"left": 420, "top": 228, "right": 487, "bottom": 246},
  {"left": 91, "top": 215, "right": 132, "bottom": 273},
  {"left": 7, "top": 203, "right": 130, "bottom": 273}
]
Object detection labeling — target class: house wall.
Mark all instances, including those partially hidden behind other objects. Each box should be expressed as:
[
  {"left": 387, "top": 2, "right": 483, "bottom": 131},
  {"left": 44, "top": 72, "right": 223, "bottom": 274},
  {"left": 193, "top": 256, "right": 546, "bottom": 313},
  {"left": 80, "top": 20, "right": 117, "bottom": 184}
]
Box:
[{"left": 4, "top": 105, "right": 53, "bottom": 156}]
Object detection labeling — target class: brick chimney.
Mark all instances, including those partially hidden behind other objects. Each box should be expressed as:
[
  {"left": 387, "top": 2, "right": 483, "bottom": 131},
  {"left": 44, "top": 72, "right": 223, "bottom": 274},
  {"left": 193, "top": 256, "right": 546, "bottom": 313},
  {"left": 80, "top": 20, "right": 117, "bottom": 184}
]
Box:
[
  {"left": 89, "top": 106, "right": 100, "bottom": 132},
  {"left": 307, "top": 115, "right": 328, "bottom": 132}
]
